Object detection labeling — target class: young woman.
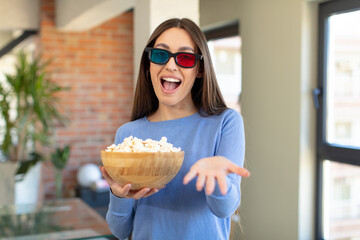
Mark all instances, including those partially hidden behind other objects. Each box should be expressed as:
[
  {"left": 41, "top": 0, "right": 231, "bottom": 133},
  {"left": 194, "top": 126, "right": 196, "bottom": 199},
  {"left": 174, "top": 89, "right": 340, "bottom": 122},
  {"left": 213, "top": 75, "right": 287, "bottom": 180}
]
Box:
[{"left": 100, "top": 18, "right": 250, "bottom": 240}]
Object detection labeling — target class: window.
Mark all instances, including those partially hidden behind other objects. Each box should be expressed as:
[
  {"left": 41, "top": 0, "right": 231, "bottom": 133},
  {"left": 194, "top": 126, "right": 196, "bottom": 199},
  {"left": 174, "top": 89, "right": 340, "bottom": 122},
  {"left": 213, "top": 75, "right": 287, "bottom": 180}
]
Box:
[
  {"left": 316, "top": 0, "right": 360, "bottom": 239},
  {"left": 204, "top": 21, "right": 242, "bottom": 112}
]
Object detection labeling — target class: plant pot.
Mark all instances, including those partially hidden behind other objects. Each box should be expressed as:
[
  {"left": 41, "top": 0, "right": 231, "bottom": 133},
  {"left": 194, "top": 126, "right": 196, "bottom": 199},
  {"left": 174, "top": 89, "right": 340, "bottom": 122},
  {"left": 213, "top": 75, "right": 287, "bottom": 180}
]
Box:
[{"left": 15, "top": 162, "right": 42, "bottom": 213}]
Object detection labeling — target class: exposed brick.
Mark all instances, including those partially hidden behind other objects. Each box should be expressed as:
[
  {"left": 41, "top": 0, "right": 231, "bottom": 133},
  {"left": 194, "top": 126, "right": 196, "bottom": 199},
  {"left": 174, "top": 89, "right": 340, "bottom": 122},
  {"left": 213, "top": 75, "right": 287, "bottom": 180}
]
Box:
[{"left": 39, "top": 0, "right": 133, "bottom": 200}]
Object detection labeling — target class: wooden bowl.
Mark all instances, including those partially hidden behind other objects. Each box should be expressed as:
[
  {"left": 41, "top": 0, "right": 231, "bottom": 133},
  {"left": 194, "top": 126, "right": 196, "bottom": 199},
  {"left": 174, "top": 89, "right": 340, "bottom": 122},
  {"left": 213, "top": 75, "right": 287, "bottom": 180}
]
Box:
[{"left": 101, "top": 151, "right": 184, "bottom": 190}]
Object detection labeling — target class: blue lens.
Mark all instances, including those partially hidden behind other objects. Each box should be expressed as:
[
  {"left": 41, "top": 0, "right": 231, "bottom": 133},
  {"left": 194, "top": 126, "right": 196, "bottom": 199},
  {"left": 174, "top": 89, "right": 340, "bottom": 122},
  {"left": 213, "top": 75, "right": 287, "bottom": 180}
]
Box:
[{"left": 151, "top": 49, "right": 169, "bottom": 64}]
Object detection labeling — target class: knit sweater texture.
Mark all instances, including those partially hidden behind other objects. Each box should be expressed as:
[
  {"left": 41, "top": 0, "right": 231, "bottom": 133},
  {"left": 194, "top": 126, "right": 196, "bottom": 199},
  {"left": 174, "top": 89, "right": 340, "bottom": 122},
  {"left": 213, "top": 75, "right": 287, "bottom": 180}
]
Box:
[{"left": 106, "top": 109, "right": 245, "bottom": 240}]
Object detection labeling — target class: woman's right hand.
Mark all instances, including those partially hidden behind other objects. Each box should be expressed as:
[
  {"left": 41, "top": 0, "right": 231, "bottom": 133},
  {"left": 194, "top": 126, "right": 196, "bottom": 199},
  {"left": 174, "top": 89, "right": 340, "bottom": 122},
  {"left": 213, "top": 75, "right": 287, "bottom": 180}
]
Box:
[{"left": 99, "top": 166, "right": 161, "bottom": 199}]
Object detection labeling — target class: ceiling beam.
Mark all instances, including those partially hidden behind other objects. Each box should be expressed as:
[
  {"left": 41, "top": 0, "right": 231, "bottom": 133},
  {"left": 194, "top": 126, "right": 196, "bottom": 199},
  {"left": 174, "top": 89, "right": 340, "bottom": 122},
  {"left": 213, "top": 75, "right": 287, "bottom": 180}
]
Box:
[{"left": 56, "top": 0, "right": 134, "bottom": 32}]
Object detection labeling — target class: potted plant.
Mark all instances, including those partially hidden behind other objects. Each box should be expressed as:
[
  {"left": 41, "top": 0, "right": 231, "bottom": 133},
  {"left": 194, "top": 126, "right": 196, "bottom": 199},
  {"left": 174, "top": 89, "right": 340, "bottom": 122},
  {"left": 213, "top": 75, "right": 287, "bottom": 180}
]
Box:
[
  {"left": 0, "top": 51, "right": 69, "bottom": 203},
  {"left": 51, "top": 145, "right": 71, "bottom": 199}
]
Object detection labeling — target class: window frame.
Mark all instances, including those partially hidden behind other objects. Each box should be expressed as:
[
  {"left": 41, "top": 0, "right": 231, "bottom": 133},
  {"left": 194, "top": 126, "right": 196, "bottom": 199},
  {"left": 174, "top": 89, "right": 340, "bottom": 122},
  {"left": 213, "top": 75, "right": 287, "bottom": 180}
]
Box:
[
  {"left": 315, "top": 0, "right": 360, "bottom": 239},
  {"left": 203, "top": 20, "right": 239, "bottom": 41}
]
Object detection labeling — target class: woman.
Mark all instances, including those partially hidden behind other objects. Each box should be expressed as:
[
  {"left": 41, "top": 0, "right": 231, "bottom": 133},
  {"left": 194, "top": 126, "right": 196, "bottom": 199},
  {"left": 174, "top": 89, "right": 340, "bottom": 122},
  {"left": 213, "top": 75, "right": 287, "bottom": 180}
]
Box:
[{"left": 100, "top": 18, "right": 250, "bottom": 240}]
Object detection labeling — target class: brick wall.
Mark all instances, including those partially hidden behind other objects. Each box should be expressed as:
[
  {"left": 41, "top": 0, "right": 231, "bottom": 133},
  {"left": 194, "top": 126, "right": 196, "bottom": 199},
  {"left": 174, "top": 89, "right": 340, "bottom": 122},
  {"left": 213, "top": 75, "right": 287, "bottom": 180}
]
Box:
[{"left": 39, "top": 0, "right": 134, "bottom": 199}]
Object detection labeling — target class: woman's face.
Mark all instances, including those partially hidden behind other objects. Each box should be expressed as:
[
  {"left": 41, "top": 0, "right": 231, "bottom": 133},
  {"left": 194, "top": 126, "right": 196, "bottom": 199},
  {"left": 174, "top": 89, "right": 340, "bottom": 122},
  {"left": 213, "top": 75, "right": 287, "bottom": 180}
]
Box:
[{"left": 149, "top": 27, "right": 201, "bottom": 111}]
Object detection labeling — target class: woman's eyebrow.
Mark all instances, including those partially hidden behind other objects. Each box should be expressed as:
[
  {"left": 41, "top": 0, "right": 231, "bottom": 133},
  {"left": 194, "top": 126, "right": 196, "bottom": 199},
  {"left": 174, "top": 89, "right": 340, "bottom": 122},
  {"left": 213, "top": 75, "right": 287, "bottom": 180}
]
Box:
[
  {"left": 178, "top": 46, "right": 195, "bottom": 52},
  {"left": 154, "top": 43, "right": 195, "bottom": 52},
  {"left": 154, "top": 43, "right": 169, "bottom": 49}
]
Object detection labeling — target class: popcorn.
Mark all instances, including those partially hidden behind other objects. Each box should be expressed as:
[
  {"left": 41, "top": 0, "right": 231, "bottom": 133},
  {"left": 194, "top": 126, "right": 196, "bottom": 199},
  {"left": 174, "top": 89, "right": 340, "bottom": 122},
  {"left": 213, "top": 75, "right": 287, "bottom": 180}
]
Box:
[{"left": 105, "top": 136, "right": 181, "bottom": 153}]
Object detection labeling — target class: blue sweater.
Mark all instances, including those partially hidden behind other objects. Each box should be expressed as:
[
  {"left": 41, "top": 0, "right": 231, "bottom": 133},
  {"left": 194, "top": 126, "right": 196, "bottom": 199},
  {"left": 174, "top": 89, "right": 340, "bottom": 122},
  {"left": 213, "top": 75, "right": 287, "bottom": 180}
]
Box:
[{"left": 106, "top": 109, "right": 245, "bottom": 240}]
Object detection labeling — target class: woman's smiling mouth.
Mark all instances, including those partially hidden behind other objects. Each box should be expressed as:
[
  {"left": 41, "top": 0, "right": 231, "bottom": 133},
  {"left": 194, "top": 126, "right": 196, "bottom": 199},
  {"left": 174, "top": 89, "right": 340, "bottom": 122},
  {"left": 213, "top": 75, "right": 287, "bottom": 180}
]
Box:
[{"left": 161, "top": 77, "right": 182, "bottom": 93}]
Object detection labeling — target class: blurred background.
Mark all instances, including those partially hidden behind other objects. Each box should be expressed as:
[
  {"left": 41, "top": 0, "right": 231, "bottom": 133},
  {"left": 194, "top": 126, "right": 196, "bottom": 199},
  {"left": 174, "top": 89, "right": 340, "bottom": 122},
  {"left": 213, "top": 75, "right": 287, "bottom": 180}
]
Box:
[{"left": 0, "top": 0, "right": 359, "bottom": 239}]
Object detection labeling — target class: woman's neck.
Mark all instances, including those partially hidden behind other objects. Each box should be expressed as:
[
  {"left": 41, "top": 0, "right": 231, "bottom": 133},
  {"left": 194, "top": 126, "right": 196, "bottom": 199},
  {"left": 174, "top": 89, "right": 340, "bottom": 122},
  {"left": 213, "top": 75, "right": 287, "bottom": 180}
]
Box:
[{"left": 148, "top": 103, "right": 198, "bottom": 122}]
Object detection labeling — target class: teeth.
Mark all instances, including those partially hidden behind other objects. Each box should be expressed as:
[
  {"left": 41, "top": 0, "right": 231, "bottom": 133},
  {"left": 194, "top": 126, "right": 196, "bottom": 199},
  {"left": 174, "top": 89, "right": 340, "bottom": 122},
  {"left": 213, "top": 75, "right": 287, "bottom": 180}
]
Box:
[{"left": 162, "top": 77, "right": 180, "bottom": 83}]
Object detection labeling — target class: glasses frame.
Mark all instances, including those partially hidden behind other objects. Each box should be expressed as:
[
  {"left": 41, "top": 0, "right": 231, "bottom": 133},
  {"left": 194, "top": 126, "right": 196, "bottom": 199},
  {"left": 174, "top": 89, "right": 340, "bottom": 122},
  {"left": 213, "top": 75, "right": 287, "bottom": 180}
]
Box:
[{"left": 144, "top": 47, "right": 203, "bottom": 68}]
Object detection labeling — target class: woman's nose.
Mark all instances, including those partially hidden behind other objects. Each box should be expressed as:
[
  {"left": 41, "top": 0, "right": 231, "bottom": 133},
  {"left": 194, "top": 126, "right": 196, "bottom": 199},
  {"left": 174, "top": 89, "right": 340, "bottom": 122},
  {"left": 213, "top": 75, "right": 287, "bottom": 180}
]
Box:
[{"left": 165, "top": 56, "right": 178, "bottom": 71}]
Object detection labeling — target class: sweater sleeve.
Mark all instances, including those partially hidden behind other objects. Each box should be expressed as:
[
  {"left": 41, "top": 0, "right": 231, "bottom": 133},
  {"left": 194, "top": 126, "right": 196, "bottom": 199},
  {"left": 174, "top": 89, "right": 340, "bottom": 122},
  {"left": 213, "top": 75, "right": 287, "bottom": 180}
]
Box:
[
  {"left": 105, "top": 127, "right": 135, "bottom": 239},
  {"left": 206, "top": 110, "right": 245, "bottom": 218},
  {"left": 106, "top": 191, "right": 134, "bottom": 239}
]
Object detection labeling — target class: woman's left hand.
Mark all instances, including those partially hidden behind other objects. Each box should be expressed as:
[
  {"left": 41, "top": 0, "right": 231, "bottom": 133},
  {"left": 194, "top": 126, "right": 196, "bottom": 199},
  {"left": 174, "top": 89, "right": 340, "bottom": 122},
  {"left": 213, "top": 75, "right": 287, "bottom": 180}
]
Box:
[{"left": 183, "top": 156, "right": 250, "bottom": 195}]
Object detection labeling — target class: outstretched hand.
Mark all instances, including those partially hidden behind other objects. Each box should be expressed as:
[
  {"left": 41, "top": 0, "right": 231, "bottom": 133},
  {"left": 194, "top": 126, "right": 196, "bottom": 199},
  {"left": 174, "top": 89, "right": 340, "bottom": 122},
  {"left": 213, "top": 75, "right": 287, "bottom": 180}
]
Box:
[
  {"left": 99, "top": 166, "right": 162, "bottom": 199},
  {"left": 183, "top": 156, "right": 250, "bottom": 195}
]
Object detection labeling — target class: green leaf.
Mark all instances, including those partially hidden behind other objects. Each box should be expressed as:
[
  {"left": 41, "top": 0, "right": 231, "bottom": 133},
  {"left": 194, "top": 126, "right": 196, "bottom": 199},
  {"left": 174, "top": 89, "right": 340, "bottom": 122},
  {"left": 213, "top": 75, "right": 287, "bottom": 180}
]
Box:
[
  {"left": 51, "top": 145, "right": 71, "bottom": 170},
  {"left": 15, "top": 152, "right": 43, "bottom": 178}
]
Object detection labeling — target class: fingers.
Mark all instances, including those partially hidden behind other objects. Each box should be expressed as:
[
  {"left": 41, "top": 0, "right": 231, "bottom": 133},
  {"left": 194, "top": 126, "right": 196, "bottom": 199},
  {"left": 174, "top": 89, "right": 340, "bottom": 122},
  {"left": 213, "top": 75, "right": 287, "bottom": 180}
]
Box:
[
  {"left": 99, "top": 166, "right": 115, "bottom": 185},
  {"left": 99, "top": 166, "right": 163, "bottom": 199},
  {"left": 131, "top": 188, "right": 151, "bottom": 199},
  {"left": 183, "top": 159, "right": 250, "bottom": 196},
  {"left": 228, "top": 164, "right": 251, "bottom": 177},
  {"left": 196, "top": 173, "right": 206, "bottom": 191},
  {"left": 108, "top": 183, "right": 132, "bottom": 198},
  {"left": 183, "top": 169, "right": 197, "bottom": 185},
  {"left": 196, "top": 175, "right": 225, "bottom": 195},
  {"left": 120, "top": 184, "right": 132, "bottom": 196},
  {"left": 216, "top": 175, "right": 228, "bottom": 195},
  {"left": 143, "top": 188, "right": 159, "bottom": 198},
  {"left": 205, "top": 176, "right": 215, "bottom": 195},
  {"left": 130, "top": 187, "right": 163, "bottom": 199},
  {"left": 188, "top": 170, "right": 218, "bottom": 195}
]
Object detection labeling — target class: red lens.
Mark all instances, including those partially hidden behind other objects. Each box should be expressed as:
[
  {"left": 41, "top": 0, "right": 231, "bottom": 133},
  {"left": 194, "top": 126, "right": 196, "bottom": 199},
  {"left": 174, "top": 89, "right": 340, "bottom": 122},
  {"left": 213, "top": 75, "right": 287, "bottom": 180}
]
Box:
[{"left": 176, "top": 53, "right": 196, "bottom": 67}]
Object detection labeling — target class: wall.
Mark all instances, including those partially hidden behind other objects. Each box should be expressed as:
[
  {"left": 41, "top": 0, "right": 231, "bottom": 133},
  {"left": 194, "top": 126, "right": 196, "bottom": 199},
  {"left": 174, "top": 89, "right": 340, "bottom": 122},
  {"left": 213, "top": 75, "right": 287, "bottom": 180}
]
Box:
[
  {"left": 199, "top": 0, "right": 241, "bottom": 30},
  {"left": 0, "top": 0, "right": 39, "bottom": 30},
  {"left": 200, "top": 0, "right": 317, "bottom": 239},
  {"left": 39, "top": 0, "right": 134, "bottom": 199}
]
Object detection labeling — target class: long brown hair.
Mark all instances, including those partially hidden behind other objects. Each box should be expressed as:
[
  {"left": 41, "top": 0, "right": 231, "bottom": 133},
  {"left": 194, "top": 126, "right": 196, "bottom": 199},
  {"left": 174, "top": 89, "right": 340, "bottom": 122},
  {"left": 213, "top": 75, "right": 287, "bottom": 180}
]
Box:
[{"left": 131, "top": 18, "right": 227, "bottom": 121}]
